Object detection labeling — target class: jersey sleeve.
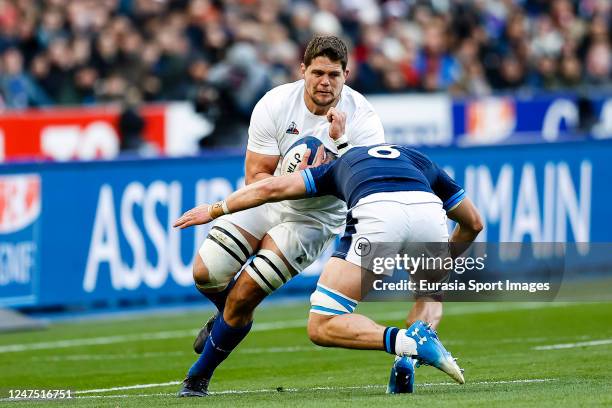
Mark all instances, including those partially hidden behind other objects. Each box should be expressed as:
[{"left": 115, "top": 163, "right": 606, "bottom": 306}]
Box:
[
  {"left": 431, "top": 164, "right": 465, "bottom": 212},
  {"left": 300, "top": 162, "right": 337, "bottom": 197},
  {"left": 246, "top": 97, "right": 281, "bottom": 155},
  {"left": 346, "top": 100, "right": 385, "bottom": 146}
]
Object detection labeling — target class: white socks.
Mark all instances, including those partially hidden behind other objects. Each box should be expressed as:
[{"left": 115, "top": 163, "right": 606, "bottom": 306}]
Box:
[{"left": 394, "top": 329, "right": 417, "bottom": 357}]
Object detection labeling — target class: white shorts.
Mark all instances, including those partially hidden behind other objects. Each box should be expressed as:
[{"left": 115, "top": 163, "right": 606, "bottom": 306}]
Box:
[
  {"left": 219, "top": 202, "right": 338, "bottom": 272},
  {"left": 333, "top": 191, "right": 450, "bottom": 267}
]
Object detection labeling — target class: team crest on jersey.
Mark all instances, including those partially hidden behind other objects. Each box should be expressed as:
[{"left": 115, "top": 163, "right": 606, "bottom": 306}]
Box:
[{"left": 285, "top": 121, "right": 300, "bottom": 135}]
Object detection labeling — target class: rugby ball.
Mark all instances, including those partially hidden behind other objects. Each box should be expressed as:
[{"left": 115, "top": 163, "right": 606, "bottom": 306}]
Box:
[{"left": 281, "top": 136, "right": 325, "bottom": 174}]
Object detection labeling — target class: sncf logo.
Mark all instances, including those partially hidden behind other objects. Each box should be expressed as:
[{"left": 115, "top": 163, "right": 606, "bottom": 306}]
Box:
[{"left": 0, "top": 175, "right": 41, "bottom": 234}]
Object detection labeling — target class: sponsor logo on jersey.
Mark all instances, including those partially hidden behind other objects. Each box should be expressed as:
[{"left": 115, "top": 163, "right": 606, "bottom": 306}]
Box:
[
  {"left": 286, "top": 121, "right": 300, "bottom": 135},
  {"left": 0, "top": 174, "right": 41, "bottom": 234}
]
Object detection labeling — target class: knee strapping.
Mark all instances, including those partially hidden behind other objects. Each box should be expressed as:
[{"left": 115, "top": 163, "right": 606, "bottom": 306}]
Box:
[
  {"left": 245, "top": 249, "right": 295, "bottom": 294},
  {"left": 309, "top": 284, "right": 358, "bottom": 315},
  {"left": 197, "top": 220, "right": 253, "bottom": 290}
]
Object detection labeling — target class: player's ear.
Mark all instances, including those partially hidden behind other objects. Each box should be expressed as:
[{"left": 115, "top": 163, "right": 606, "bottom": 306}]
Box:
[
  {"left": 300, "top": 63, "right": 306, "bottom": 77},
  {"left": 344, "top": 68, "right": 350, "bottom": 80}
]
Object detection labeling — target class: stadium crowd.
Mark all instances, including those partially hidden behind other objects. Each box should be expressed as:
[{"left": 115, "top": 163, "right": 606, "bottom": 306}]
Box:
[{"left": 0, "top": 0, "right": 609, "bottom": 113}]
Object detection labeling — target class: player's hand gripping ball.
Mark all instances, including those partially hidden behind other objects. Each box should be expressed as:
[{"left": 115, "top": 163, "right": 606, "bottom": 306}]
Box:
[{"left": 281, "top": 136, "right": 328, "bottom": 174}]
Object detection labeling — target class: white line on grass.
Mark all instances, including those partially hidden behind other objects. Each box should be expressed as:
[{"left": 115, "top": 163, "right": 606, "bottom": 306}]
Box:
[
  {"left": 70, "top": 378, "right": 556, "bottom": 398},
  {"left": 35, "top": 345, "right": 325, "bottom": 362},
  {"left": 36, "top": 351, "right": 188, "bottom": 362},
  {"left": 0, "top": 320, "right": 305, "bottom": 354},
  {"left": 0, "top": 302, "right": 577, "bottom": 354},
  {"left": 76, "top": 381, "right": 181, "bottom": 394},
  {"left": 0, "top": 329, "right": 196, "bottom": 353},
  {"left": 533, "top": 339, "right": 612, "bottom": 350}
]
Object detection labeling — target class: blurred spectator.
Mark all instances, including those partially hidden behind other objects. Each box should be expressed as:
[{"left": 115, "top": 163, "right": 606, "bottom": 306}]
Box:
[
  {"left": 37, "top": 6, "right": 68, "bottom": 49},
  {"left": 414, "top": 18, "right": 461, "bottom": 92},
  {"left": 118, "top": 98, "right": 159, "bottom": 157},
  {"left": 45, "top": 37, "right": 78, "bottom": 103},
  {"left": 559, "top": 55, "right": 583, "bottom": 88},
  {"left": 585, "top": 41, "right": 611, "bottom": 84},
  {"left": 157, "top": 31, "right": 191, "bottom": 100},
  {"left": 0, "top": 47, "right": 50, "bottom": 108},
  {"left": 209, "top": 42, "right": 270, "bottom": 117},
  {"left": 497, "top": 54, "right": 527, "bottom": 90},
  {"left": 71, "top": 65, "right": 98, "bottom": 105},
  {"left": 528, "top": 55, "right": 559, "bottom": 90}
]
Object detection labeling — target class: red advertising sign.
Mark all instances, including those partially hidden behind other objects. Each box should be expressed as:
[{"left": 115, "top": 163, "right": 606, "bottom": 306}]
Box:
[{"left": 0, "top": 103, "right": 210, "bottom": 162}]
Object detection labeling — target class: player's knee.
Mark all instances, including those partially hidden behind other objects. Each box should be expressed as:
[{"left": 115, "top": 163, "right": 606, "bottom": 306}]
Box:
[
  {"left": 196, "top": 220, "right": 253, "bottom": 291},
  {"left": 244, "top": 249, "right": 294, "bottom": 294},
  {"left": 192, "top": 255, "right": 210, "bottom": 287},
  {"left": 307, "top": 283, "right": 358, "bottom": 345},
  {"left": 309, "top": 283, "right": 358, "bottom": 316},
  {"left": 306, "top": 317, "right": 325, "bottom": 346},
  {"left": 306, "top": 314, "right": 333, "bottom": 346}
]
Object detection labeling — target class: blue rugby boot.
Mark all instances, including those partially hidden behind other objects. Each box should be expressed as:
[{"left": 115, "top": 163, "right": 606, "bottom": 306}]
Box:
[
  {"left": 406, "top": 320, "right": 464, "bottom": 384},
  {"left": 386, "top": 356, "right": 415, "bottom": 394}
]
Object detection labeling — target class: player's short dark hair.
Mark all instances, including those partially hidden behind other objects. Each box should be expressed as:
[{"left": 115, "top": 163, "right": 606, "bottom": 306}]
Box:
[{"left": 303, "top": 36, "right": 348, "bottom": 70}]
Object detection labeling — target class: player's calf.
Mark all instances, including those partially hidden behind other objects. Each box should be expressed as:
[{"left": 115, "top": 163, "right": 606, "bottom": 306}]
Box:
[
  {"left": 406, "top": 296, "right": 443, "bottom": 329},
  {"left": 222, "top": 246, "right": 295, "bottom": 326},
  {"left": 191, "top": 220, "right": 256, "bottom": 353},
  {"left": 223, "top": 272, "right": 268, "bottom": 326}
]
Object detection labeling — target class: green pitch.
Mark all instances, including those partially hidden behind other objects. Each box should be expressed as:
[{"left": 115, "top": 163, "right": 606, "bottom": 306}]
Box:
[{"left": 1, "top": 301, "right": 611, "bottom": 407}]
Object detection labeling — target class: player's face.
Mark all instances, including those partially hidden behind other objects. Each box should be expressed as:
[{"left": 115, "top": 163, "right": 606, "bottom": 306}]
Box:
[{"left": 302, "top": 56, "right": 348, "bottom": 113}]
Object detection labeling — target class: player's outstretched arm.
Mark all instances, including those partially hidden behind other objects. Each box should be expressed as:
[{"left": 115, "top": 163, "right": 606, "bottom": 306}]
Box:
[
  {"left": 447, "top": 197, "right": 484, "bottom": 257},
  {"left": 227, "top": 172, "right": 307, "bottom": 209},
  {"left": 173, "top": 173, "right": 307, "bottom": 229}
]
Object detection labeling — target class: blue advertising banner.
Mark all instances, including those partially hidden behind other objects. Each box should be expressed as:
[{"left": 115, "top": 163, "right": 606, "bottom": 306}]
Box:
[
  {"left": 0, "top": 141, "right": 611, "bottom": 309},
  {"left": 452, "top": 94, "right": 612, "bottom": 145},
  {"left": 368, "top": 92, "right": 612, "bottom": 147},
  {"left": 0, "top": 152, "right": 248, "bottom": 308}
]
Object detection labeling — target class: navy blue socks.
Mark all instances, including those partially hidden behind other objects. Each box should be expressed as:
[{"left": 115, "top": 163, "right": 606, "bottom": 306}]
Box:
[
  {"left": 384, "top": 327, "right": 400, "bottom": 354},
  {"left": 188, "top": 313, "right": 252, "bottom": 379}
]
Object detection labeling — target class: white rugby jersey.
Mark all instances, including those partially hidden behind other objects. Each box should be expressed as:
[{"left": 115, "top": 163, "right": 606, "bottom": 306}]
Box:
[{"left": 247, "top": 79, "right": 385, "bottom": 230}]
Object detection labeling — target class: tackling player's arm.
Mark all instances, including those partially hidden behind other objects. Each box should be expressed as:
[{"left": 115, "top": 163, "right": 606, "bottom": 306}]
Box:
[
  {"left": 228, "top": 173, "right": 308, "bottom": 211},
  {"left": 173, "top": 173, "right": 308, "bottom": 229},
  {"left": 429, "top": 162, "right": 483, "bottom": 257},
  {"left": 447, "top": 197, "right": 483, "bottom": 257}
]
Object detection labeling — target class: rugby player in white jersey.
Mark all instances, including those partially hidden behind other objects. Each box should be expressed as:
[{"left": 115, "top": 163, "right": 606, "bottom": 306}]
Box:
[{"left": 177, "top": 35, "right": 385, "bottom": 397}]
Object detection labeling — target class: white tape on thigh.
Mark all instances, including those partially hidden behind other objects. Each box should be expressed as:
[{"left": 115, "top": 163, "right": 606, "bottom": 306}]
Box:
[
  {"left": 245, "top": 249, "right": 294, "bottom": 294},
  {"left": 309, "top": 283, "right": 358, "bottom": 315},
  {"left": 198, "top": 220, "right": 253, "bottom": 290}
]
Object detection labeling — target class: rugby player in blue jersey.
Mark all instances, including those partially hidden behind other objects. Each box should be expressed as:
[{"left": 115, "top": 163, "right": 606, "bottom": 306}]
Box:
[{"left": 175, "top": 141, "right": 482, "bottom": 393}]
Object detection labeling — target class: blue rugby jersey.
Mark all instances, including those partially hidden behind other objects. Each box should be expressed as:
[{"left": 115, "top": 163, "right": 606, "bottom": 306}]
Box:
[{"left": 300, "top": 144, "right": 465, "bottom": 211}]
